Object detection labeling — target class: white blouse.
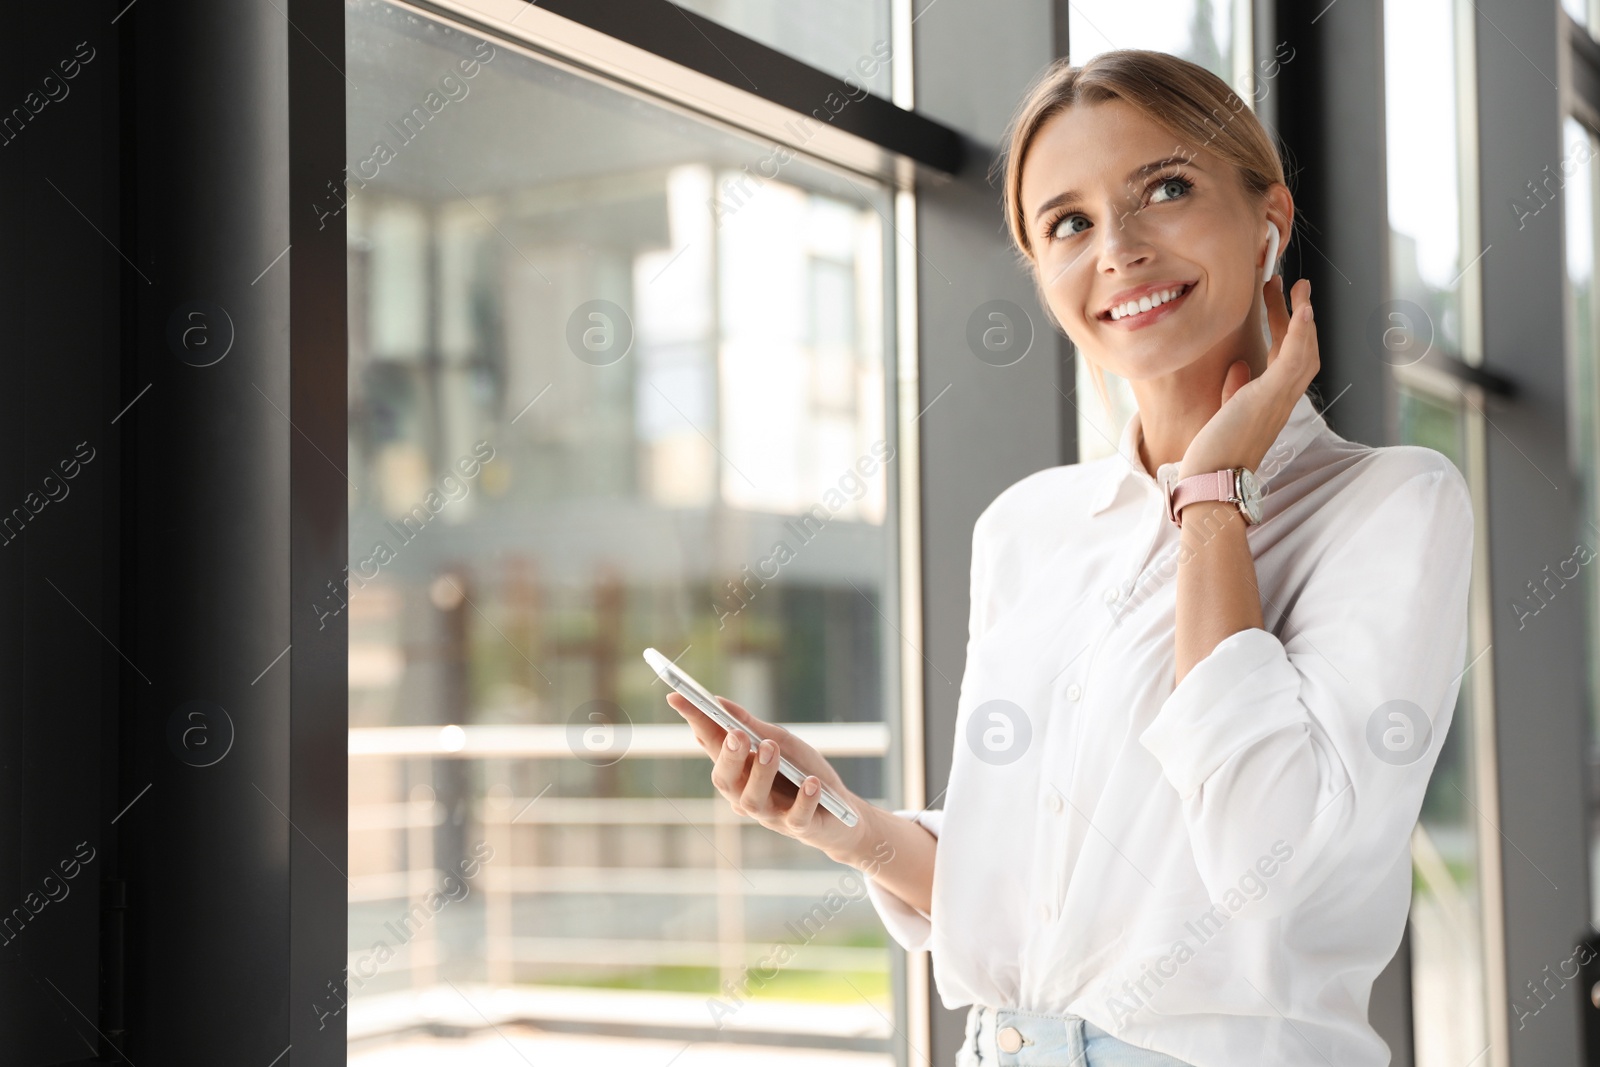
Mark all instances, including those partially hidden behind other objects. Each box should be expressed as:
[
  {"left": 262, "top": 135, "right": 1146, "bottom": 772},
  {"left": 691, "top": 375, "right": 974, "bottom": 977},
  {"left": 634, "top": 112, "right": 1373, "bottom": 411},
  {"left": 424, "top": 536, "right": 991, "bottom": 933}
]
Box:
[{"left": 866, "top": 391, "right": 1474, "bottom": 1067}]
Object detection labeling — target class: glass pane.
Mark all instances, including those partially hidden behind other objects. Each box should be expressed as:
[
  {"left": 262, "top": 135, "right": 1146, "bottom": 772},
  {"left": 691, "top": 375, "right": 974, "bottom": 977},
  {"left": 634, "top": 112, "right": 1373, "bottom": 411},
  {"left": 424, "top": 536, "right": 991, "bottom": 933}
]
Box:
[
  {"left": 672, "top": 0, "right": 894, "bottom": 100},
  {"left": 1395, "top": 386, "right": 1488, "bottom": 1067},
  {"left": 1564, "top": 116, "right": 1600, "bottom": 929},
  {"left": 1385, "top": 1, "right": 1490, "bottom": 1062},
  {"left": 344, "top": 3, "right": 901, "bottom": 1063},
  {"left": 1066, "top": 0, "right": 1245, "bottom": 463},
  {"left": 1384, "top": 0, "right": 1467, "bottom": 360},
  {"left": 1067, "top": 0, "right": 1237, "bottom": 78}
]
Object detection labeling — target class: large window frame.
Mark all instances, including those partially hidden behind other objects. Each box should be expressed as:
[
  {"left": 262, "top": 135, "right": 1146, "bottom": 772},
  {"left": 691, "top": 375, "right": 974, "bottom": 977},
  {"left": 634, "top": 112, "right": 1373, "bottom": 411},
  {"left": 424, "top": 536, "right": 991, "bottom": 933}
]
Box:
[{"left": 345, "top": 1, "right": 963, "bottom": 1061}]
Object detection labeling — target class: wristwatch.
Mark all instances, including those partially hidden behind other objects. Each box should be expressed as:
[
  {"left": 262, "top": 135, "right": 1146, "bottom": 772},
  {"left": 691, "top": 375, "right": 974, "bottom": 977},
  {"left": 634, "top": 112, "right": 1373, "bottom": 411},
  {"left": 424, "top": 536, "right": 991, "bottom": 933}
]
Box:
[{"left": 1165, "top": 466, "right": 1263, "bottom": 527}]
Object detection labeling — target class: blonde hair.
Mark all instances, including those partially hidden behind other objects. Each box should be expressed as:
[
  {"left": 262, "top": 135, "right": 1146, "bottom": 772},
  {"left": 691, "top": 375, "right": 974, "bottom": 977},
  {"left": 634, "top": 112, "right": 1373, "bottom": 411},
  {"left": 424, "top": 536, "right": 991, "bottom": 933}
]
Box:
[{"left": 993, "top": 50, "right": 1290, "bottom": 415}]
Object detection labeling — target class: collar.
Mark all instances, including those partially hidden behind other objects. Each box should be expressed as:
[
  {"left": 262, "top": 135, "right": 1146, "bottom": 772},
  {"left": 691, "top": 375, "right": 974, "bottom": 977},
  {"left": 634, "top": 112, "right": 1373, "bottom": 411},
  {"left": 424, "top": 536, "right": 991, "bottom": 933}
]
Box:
[{"left": 1088, "top": 391, "right": 1327, "bottom": 516}]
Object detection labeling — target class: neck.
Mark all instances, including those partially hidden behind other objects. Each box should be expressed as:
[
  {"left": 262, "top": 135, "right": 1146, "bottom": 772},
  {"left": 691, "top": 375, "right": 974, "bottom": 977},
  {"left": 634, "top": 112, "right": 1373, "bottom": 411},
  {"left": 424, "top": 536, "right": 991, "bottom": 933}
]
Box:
[{"left": 1129, "top": 303, "right": 1271, "bottom": 478}]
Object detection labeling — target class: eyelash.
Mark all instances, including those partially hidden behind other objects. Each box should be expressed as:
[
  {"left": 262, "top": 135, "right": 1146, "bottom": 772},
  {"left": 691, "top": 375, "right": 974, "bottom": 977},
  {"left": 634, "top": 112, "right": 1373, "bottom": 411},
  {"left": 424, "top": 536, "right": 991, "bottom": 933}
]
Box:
[{"left": 1039, "top": 170, "right": 1195, "bottom": 245}]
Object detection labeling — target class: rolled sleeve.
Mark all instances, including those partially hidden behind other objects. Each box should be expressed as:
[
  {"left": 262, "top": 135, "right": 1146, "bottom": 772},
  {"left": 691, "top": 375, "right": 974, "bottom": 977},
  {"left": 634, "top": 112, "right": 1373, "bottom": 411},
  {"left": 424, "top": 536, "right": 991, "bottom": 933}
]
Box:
[
  {"left": 1134, "top": 458, "right": 1474, "bottom": 921},
  {"left": 1140, "top": 627, "right": 1307, "bottom": 799},
  {"left": 864, "top": 807, "right": 943, "bottom": 952}
]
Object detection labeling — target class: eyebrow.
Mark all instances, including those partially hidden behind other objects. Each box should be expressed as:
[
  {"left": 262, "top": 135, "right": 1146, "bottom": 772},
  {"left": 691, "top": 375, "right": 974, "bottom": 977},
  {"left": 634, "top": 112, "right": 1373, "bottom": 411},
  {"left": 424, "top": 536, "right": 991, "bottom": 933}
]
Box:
[{"left": 1031, "top": 154, "right": 1200, "bottom": 222}]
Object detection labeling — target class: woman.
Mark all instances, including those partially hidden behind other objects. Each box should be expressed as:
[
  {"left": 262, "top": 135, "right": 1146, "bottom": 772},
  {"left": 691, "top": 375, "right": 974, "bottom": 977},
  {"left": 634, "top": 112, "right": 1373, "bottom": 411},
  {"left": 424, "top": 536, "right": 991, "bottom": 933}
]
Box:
[{"left": 667, "top": 49, "right": 1473, "bottom": 1067}]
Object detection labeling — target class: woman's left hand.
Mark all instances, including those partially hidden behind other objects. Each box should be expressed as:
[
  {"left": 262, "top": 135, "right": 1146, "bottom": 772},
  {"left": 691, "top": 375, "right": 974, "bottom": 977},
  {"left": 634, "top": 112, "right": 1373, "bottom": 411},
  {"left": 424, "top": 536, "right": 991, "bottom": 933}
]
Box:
[{"left": 1177, "top": 275, "right": 1320, "bottom": 480}]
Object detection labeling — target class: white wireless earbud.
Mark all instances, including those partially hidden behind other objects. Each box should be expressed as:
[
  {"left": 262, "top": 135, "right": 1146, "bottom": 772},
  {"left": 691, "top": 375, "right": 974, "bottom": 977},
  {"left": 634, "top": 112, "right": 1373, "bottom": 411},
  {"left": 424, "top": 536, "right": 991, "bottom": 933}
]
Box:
[{"left": 1262, "top": 222, "right": 1281, "bottom": 284}]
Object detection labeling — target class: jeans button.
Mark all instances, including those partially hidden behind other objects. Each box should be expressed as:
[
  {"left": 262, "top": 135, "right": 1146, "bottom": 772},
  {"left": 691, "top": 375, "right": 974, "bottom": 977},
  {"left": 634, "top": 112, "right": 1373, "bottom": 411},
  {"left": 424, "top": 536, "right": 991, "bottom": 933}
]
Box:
[{"left": 997, "top": 1025, "right": 1023, "bottom": 1053}]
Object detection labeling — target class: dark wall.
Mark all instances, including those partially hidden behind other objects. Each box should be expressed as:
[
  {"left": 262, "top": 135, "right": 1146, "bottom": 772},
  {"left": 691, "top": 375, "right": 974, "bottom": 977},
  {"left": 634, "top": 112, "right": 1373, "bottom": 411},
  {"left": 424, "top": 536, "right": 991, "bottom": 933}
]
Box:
[
  {"left": 0, "top": 2, "right": 348, "bottom": 1063},
  {"left": 911, "top": 3, "right": 1063, "bottom": 1063},
  {"left": 1476, "top": 2, "right": 1589, "bottom": 1065},
  {"left": 0, "top": 6, "right": 120, "bottom": 1061}
]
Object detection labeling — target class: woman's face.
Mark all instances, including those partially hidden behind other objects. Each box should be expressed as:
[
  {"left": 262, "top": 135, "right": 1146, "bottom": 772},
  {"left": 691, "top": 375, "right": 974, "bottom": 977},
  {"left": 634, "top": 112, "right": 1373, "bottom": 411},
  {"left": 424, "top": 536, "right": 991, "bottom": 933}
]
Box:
[{"left": 1019, "top": 97, "right": 1287, "bottom": 383}]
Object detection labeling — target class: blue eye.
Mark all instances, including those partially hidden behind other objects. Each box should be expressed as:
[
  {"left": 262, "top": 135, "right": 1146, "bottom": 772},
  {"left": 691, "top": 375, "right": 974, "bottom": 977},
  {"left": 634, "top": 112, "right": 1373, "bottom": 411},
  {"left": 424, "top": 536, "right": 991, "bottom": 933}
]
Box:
[
  {"left": 1051, "top": 213, "right": 1090, "bottom": 240},
  {"left": 1150, "top": 175, "right": 1193, "bottom": 204}
]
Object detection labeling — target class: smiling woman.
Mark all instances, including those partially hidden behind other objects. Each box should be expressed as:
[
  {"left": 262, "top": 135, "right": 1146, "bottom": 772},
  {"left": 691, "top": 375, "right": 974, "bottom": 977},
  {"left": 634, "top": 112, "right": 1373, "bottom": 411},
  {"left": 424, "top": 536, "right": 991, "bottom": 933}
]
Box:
[
  {"left": 996, "top": 50, "right": 1293, "bottom": 423},
  {"left": 840, "top": 47, "right": 1474, "bottom": 1067}
]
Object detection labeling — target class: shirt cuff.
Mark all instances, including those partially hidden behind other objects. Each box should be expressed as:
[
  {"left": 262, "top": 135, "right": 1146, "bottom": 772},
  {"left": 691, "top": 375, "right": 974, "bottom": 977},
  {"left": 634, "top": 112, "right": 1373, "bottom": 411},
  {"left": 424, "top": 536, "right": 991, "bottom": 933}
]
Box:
[
  {"left": 863, "top": 807, "right": 942, "bottom": 953},
  {"left": 1138, "top": 627, "right": 1308, "bottom": 799}
]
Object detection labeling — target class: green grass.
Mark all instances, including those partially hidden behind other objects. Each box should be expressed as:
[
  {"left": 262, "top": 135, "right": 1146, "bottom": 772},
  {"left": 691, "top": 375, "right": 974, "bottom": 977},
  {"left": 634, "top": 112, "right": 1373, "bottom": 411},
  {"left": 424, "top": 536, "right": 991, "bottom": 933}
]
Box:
[{"left": 549, "top": 965, "right": 890, "bottom": 1003}]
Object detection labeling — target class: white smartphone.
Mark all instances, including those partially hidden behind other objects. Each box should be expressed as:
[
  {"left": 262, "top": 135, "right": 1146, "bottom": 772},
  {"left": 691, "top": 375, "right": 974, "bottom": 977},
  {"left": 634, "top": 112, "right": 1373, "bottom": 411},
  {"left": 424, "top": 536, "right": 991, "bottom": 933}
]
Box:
[{"left": 644, "top": 647, "right": 859, "bottom": 828}]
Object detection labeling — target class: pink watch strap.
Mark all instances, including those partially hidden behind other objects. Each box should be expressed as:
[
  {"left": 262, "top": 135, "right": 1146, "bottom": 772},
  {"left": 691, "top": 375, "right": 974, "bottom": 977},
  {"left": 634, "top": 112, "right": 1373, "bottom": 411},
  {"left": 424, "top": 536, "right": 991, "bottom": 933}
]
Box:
[{"left": 1166, "top": 469, "right": 1234, "bottom": 527}]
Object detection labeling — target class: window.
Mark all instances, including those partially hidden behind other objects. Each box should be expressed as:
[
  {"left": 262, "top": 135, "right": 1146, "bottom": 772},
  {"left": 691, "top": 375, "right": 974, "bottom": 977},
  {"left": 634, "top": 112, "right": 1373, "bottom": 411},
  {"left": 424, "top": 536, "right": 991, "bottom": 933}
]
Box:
[
  {"left": 672, "top": 0, "right": 895, "bottom": 99},
  {"left": 1564, "top": 115, "right": 1600, "bottom": 932},
  {"left": 344, "top": 2, "right": 904, "bottom": 1061},
  {"left": 1383, "top": 0, "right": 1494, "bottom": 1063}
]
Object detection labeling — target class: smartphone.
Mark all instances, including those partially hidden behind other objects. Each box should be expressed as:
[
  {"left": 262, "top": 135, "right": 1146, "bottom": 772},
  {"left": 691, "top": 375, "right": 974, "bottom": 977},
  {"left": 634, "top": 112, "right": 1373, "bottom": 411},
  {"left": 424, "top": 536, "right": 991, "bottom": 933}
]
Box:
[{"left": 644, "top": 647, "right": 859, "bottom": 828}]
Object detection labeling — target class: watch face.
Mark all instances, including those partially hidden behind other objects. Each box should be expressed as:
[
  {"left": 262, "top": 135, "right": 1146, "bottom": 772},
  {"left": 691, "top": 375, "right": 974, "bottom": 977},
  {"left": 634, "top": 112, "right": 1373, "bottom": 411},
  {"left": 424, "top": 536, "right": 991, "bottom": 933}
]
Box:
[{"left": 1237, "top": 468, "right": 1263, "bottom": 523}]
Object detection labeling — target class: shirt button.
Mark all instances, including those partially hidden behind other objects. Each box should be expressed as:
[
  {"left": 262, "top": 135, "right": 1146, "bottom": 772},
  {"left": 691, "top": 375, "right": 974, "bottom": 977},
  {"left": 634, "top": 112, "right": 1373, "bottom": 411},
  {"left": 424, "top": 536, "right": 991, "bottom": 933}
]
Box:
[
  {"left": 1048, "top": 792, "right": 1064, "bottom": 814},
  {"left": 997, "top": 1026, "right": 1024, "bottom": 1053},
  {"left": 1067, "top": 684, "right": 1081, "bottom": 701},
  {"left": 1104, "top": 587, "right": 1119, "bottom": 603},
  {"left": 1037, "top": 903, "right": 1052, "bottom": 924}
]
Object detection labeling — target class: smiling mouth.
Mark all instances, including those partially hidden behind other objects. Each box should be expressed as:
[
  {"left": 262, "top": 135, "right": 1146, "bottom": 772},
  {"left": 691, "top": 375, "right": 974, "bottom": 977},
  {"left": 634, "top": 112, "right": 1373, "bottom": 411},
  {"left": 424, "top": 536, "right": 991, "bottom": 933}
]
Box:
[{"left": 1098, "top": 282, "right": 1195, "bottom": 323}]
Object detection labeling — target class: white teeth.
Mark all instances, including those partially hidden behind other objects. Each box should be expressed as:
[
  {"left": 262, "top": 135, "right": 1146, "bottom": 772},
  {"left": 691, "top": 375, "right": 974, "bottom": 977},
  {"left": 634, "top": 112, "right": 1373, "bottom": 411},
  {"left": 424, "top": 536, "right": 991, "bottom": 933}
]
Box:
[{"left": 1109, "top": 285, "right": 1187, "bottom": 321}]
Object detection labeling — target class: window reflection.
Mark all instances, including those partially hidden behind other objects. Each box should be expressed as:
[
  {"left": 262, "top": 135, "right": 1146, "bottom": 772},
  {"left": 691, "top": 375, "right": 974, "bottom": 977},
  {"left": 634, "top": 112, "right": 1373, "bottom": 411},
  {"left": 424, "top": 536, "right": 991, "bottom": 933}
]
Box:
[
  {"left": 1395, "top": 384, "right": 1487, "bottom": 1067},
  {"left": 1564, "top": 116, "right": 1600, "bottom": 932},
  {"left": 345, "top": 3, "right": 901, "bottom": 1062},
  {"left": 671, "top": 0, "right": 894, "bottom": 100},
  {"left": 1384, "top": 2, "right": 1491, "bottom": 1063}
]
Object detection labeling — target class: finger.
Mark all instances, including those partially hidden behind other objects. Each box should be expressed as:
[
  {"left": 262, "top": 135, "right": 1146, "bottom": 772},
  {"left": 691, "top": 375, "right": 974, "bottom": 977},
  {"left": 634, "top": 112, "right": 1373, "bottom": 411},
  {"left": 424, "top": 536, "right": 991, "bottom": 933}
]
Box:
[
  {"left": 713, "top": 694, "right": 788, "bottom": 741},
  {"left": 716, "top": 697, "right": 784, "bottom": 739},
  {"left": 1279, "top": 278, "right": 1317, "bottom": 376},
  {"left": 666, "top": 693, "right": 725, "bottom": 757},
  {"left": 740, "top": 737, "right": 784, "bottom": 816},
  {"left": 784, "top": 775, "right": 824, "bottom": 833},
  {"left": 1260, "top": 283, "right": 1312, "bottom": 396},
  {"left": 1264, "top": 275, "right": 1291, "bottom": 357},
  {"left": 709, "top": 725, "right": 754, "bottom": 802}
]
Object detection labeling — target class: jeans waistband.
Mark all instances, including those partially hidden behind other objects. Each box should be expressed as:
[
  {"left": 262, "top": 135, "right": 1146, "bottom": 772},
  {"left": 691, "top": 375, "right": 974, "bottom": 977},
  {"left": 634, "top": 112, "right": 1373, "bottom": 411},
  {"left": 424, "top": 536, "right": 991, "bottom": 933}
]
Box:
[
  {"left": 965, "top": 1003, "right": 1101, "bottom": 1066},
  {"left": 963, "top": 1005, "right": 1195, "bottom": 1067}
]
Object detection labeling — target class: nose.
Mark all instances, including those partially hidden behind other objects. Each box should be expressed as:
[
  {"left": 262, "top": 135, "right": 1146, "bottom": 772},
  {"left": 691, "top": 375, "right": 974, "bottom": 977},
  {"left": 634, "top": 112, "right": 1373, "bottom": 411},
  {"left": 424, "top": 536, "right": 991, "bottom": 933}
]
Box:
[{"left": 1097, "top": 206, "right": 1155, "bottom": 275}]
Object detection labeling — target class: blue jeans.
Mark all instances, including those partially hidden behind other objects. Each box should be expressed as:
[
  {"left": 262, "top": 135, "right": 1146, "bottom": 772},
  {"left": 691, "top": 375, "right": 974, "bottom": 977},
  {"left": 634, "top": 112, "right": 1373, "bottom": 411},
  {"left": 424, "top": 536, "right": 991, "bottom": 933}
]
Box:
[{"left": 957, "top": 1004, "right": 1196, "bottom": 1067}]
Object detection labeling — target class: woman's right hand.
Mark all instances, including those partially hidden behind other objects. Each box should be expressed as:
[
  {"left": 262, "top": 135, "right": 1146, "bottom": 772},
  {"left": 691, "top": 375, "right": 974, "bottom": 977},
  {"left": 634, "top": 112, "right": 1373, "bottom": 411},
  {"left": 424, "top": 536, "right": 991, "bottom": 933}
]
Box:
[{"left": 665, "top": 690, "right": 870, "bottom": 863}]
